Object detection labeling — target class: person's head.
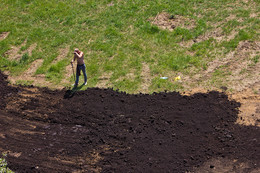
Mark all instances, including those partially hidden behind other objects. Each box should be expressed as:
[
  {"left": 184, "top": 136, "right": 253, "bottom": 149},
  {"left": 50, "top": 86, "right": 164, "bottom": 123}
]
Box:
[{"left": 74, "top": 48, "right": 80, "bottom": 53}]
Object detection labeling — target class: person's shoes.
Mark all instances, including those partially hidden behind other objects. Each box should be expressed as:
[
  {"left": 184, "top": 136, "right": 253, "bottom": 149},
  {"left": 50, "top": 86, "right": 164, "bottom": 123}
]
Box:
[
  {"left": 72, "top": 83, "right": 78, "bottom": 87},
  {"left": 83, "top": 82, "right": 87, "bottom": 85}
]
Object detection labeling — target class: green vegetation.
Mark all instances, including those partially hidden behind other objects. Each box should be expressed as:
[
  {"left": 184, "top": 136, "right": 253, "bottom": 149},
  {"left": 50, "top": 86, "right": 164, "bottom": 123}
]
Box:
[
  {"left": 0, "top": 0, "right": 259, "bottom": 93},
  {"left": 0, "top": 153, "right": 14, "bottom": 173},
  {"left": 16, "top": 79, "right": 34, "bottom": 86}
]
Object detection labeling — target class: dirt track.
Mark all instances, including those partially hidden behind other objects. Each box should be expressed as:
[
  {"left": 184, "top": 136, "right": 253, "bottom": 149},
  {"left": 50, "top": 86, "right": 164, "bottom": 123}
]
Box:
[{"left": 0, "top": 71, "right": 259, "bottom": 173}]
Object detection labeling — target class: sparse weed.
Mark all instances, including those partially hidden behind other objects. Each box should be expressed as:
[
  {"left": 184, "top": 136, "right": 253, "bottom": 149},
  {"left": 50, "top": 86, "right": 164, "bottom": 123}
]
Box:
[{"left": 16, "top": 80, "right": 34, "bottom": 86}]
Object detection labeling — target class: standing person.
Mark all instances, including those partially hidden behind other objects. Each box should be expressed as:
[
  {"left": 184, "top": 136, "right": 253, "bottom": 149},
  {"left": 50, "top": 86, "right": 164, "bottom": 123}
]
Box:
[{"left": 71, "top": 48, "right": 87, "bottom": 86}]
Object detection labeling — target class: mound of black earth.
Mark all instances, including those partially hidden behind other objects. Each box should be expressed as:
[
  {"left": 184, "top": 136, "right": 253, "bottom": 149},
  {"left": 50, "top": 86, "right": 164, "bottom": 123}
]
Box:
[{"left": 0, "top": 71, "right": 259, "bottom": 173}]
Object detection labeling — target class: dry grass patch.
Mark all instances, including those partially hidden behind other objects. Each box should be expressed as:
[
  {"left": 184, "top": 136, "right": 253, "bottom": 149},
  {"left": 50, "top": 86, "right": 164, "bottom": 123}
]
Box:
[
  {"left": 140, "top": 63, "right": 151, "bottom": 93},
  {"left": 231, "top": 82, "right": 260, "bottom": 127},
  {"left": 0, "top": 32, "right": 9, "bottom": 41},
  {"left": 150, "top": 12, "right": 196, "bottom": 31},
  {"left": 4, "top": 40, "right": 37, "bottom": 61},
  {"left": 7, "top": 59, "right": 63, "bottom": 89},
  {"left": 4, "top": 40, "right": 26, "bottom": 61},
  {"left": 96, "top": 71, "right": 113, "bottom": 88},
  {"left": 61, "top": 64, "right": 73, "bottom": 85}
]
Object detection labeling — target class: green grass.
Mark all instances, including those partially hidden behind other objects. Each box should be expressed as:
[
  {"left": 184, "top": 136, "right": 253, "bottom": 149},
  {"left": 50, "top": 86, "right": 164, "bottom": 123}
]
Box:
[
  {"left": 16, "top": 79, "right": 34, "bottom": 86},
  {"left": 0, "top": 0, "right": 259, "bottom": 93},
  {"left": 0, "top": 153, "right": 14, "bottom": 173}
]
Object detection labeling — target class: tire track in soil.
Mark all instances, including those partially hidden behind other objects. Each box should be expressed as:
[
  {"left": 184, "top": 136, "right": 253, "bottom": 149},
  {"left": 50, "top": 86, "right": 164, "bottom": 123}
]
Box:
[{"left": 0, "top": 71, "right": 259, "bottom": 173}]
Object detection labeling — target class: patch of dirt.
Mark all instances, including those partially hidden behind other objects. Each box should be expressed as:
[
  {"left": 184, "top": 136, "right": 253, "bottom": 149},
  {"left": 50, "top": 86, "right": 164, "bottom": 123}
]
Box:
[
  {"left": 57, "top": 47, "right": 75, "bottom": 85},
  {"left": 193, "top": 157, "right": 259, "bottom": 173},
  {"left": 231, "top": 83, "right": 260, "bottom": 127},
  {"left": 150, "top": 12, "right": 196, "bottom": 31},
  {"left": 140, "top": 62, "right": 151, "bottom": 93},
  {"left": 5, "top": 44, "right": 72, "bottom": 89},
  {"left": 223, "top": 41, "right": 260, "bottom": 91},
  {"left": 4, "top": 40, "right": 37, "bottom": 61},
  {"left": 7, "top": 59, "right": 63, "bottom": 89},
  {"left": 125, "top": 69, "right": 135, "bottom": 81},
  {"left": 1, "top": 70, "right": 259, "bottom": 173},
  {"left": 27, "top": 43, "right": 37, "bottom": 56},
  {"left": 115, "top": 69, "right": 136, "bottom": 84},
  {"left": 183, "top": 40, "right": 260, "bottom": 92},
  {"left": 61, "top": 64, "right": 74, "bottom": 85},
  {"left": 0, "top": 32, "right": 10, "bottom": 41},
  {"left": 250, "top": 12, "right": 259, "bottom": 18},
  {"left": 24, "top": 59, "right": 44, "bottom": 76},
  {"left": 4, "top": 40, "right": 26, "bottom": 60},
  {"left": 194, "top": 27, "right": 239, "bottom": 44},
  {"left": 96, "top": 72, "right": 113, "bottom": 88}
]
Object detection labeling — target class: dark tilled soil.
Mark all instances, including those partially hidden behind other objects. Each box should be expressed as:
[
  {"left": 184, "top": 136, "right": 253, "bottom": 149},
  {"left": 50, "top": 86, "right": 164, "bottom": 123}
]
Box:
[{"left": 0, "top": 71, "right": 259, "bottom": 173}]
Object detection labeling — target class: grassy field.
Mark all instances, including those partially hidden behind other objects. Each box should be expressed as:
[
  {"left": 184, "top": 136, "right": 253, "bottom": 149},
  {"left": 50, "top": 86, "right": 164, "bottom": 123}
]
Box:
[{"left": 0, "top": 0, "right": 259, "bottom": 93}]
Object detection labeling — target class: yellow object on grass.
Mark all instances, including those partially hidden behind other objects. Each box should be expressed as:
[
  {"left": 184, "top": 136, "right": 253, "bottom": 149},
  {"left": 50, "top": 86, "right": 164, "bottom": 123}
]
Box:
[{"left": 174, "top": 76, "right": 181, "bottom": 81}]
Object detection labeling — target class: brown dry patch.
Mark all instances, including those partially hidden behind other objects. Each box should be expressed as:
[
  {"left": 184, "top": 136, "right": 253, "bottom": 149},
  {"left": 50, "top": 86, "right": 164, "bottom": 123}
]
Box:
[
  {"left": 116, "top": 69, "right": 136, "bottom": 83},
  {"left": 195, "top": 27, "right": 239, "bottom": 44},
  {"left": 194, "top": 25, "right": 243, "bottom": 44},
  {"left": 250, "top": 12, "right": 259, "bottom": 18},
  {"left": 226, "top": 14, "right": 244, "bottom": 23},
  {"left": 51, "top": 146, "right": 109, "bottom": 173},
  {"left": 179, "top": 40, "right": 194, "bottom": 48},
  {"left": 25, "top": 59, "right": 43, "bottom": 76},
  {"left": 6, "top": 151, "right": 22, "bottom": 158},
  {"left": 196, "top": 27, "right": 223, "bottom": 43},
  {"left": 185, "top": 41, "right": 260, "bottom": 92},
  {"left": 96, "top": 72, "right": 113, "bottom": 88},
  {"left": 150, "top": 12, "right": 196, "bottom": 31},
  {"left": 225, "top": 41, "right": 260, "bottom": 91},
  {"left": 27, "top": 43, "right": 37, "bottom": 56},
  {"left": 10, "top": 128, "right": 44, "bottom": 135},
  {"left": 7, "top": 59, "right": 63, "bottom": 89},
  {"left": 5, "top": 40, "right": 26, "bottom": 60},
  {"left": 0, "top": 133, "right": 6, "bottom": 139},
  {"left": 61, "top": 64, "right": 74, "bottom": 85},
  {"left": 231, "top": 83, "right": 260, "bottom": 127},
  {"left": 125, "top": 69, "right": 135, "bottom": 80},
  {"left": 0, "top": 32, "right": 10, "bottom": 41},
  {"left": 4, "top": 41, "right": 37, "bottom": 61},
  {"left": 193, "top": 157, "right": 259, "bottom": 173},
  {"left": 140, "top": 63, "right": 152, "bottom": 93}
]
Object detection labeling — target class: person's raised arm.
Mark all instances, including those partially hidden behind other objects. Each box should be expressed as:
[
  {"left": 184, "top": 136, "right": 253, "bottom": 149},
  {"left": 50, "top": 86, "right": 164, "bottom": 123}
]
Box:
[{"left": 77, "top": 51, "right": 83, "bottom": 58}]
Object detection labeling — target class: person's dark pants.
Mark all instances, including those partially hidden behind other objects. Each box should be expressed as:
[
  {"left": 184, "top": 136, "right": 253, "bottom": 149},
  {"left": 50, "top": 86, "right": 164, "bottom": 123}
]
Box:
[{"left": 75, "top": 64, "right": 87, "bottom": 85}]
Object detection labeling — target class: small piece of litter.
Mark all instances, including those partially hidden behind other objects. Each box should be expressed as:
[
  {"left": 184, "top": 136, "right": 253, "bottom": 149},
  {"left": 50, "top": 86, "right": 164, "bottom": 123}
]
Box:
[
  {"left": 174, "top": 76, "right": 181, "bottom": 81},
  {"left": 160, "top": 77, "right": 168, "bottom": 79}
]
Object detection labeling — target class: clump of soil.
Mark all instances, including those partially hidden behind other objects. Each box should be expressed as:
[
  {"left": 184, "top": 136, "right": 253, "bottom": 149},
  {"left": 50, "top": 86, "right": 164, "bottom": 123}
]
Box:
[
  {"left": 150, "top": 12, "right": 196, "bottom": 31},
  {"left": 0, "top": 71, "right": 259, "bottom": 173}
]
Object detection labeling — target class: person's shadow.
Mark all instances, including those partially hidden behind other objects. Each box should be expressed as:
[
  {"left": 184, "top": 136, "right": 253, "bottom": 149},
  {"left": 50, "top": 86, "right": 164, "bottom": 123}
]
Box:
[{"left": 64, "top": 84, "right": 84, "bottom": 99}]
